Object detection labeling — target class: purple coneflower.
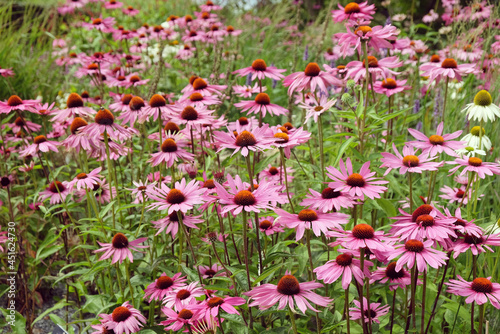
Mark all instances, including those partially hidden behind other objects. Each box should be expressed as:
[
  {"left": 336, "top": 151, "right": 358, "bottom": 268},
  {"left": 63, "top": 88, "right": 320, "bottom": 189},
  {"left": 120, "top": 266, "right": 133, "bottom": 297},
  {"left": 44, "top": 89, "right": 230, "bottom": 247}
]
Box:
[
  {"left": 143, "top": 272, "right": 186, "bottom": 303},
  {"left": 99, "top": 301, "right": 146, "bottom": 334}
]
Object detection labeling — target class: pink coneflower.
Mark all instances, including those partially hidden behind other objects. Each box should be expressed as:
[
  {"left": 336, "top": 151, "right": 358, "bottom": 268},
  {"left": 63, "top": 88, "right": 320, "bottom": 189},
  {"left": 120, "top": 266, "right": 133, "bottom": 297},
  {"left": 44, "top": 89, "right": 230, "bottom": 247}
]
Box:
[
  {"left": 373, "top": 78, "right": 411, "bottom": 96},
  {"left": 233, "top": 59, "right": 286, "bottom": 81},
  {"left": 181, "top": 92, "right": 221, "bottom": 108},
  {"left": 214, "top": 124, "right": 273, "bottom": 157},
  {"left": 407, "top": 122, "right": 464, "bottom": 157},
  {"left": 163, "top": 282, "right": 205, "bottom": 309},
  {"left": 331, "top": 2, "right": 375, "bottom": 23},
  {"left": 143, "top": 272, "right": 187, "bottom": 303},
  {"left": 283, "top": 62, "right": 342, "bottom": 95},
  {"left": 104, "top": 0, "right": 123, "bottom": 9},
  {"left": 201, "top": 0, "right": 223, "bottom": 12},
  {"left": 256, "top": 216, "right": 284, "bottom": 235},
  {"left": 226, "top": 25, "right": 243, "bottom": 36},
  {"left": 388, "top": 239, "right": 448, "bottom": 272},
  {"left": 94, "top": 233, "right": 148, "bottom": 264},
  {"left": 19, "top": 135, "right": 59, "bottom": 158},
  {"left": 203, "top": 295, "right": 246, "bottom": 318},
  {"left": 182, "top": 77, "right": 226, "bottom": 97},
  {"left": 0, "top": 67, "right": 14, "bottom": 77},
  {"left": 128, "top": 180, "right": 154, "bottom": 204},
  {"left": 345, "top": 56, "right": 402, "bottom": 82},
  {"left": 151, "top": 211, "right": 203, "bottom": 238},
  {"left": 439, "top": 185, "right": 475, "bottom": 204},
  {"left": 124, "top": 74, "right": 150, "bottom": 88},
  {"left": 147, "top": 178, "right": 205, "bottom": 214},
  {"left": 83, "top": 108, "right": 133, "bottom": 142},
  {"left": 123, "top": 5, "right": 139, "bottom": 16},
  {"left": 244, "top": 272, "right": 331, "bottom": 313},
  {"left": 67, "top": 167, "right": 102, "bottom": 190},
  {"left": 51, "top": 93, "right": 95, "bottom": 122},
  {"left": 448, "top": 156, "right": 500, "bottom": 179},
  {"left": 271, "top": 126, "right": 311, "bottom": 158},
  {"left": 420, "top": 58, "right": 477, "bottom": 84},
  {"left": 161, "top": 303, "right": 205, "bottom": 331},
  {"left": 300, "top": 187, "right": 355, "bottom": 212},
  {"left": 370, "top": 262, "right": 412, "bottom": 290},
  {"left": 148, "top": 134, "right": 194, "bottom": 168},
  {"left": 328, "top": 224, "right": 393, "bottom": 255},
  {"left": 259, "top": 164, "right": 294, "bottom": 183},
  {"left": 0, "top": 95, "right": 39, "bottom": 114},
  {"left": 214, "top": 174, "right": 278, "bottom": 214},
  {"left": 441, "top": 207, "right": 483, "bottom": 238},
  {"left": 118, "top": 96, "right": 147, "bottom": 127},
  {"left": 451, "top": 231, "right": 500, "bottom": 258},
  {"left": 380, "top": 144, "right": 443, "bottom": 176},
  {"left": 336, "top": 25, "right": 399, "bottom": 58},
  {"left": 276, "top": 207, "right": 348, "bottom": 240},
  {"left": 350, "top": 297, "right": 390, "bottom": 324},
  {"left": 100, "top": 302, "right": 147, "bottom": 334},
  {"left": 326, "top": 158, "right": 388, "bottom": 200},
  {"left": 298, "top": 95, "right": 336, "bottom": 123},
  {"left": 39, "top": 181, "right": 71, "bottom": 204},
  {"left": 82, "top": 17, "right": 116, "bottom": 33},
  {"left": 198, "top": 264, "right": 225, "bottom": 279},
  {"left": 446, "top": 276, "right": 500, "bottom": 308},
  {"left": 235, "top": 93, "right": 288, "bottom": 118},
  {"left": 314, "top": 250, "right": 371, "bottom": 288},
  {"left": 109, "top": 93, "right": 133, "bottom": 113},
  {"left": 169, "top": 105, "right": 214, "bottom": 129},
  {"left": 233, "top": 84, "right": 266, "bottom": 98},
  {"left": 8, "top": 116, "right": 41, "bottom": 133}
]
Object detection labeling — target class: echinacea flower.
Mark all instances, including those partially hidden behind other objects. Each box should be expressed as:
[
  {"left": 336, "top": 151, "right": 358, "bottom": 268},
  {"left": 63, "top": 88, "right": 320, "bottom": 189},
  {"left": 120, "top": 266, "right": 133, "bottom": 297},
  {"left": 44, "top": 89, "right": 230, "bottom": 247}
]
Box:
[
  {"left": 39, "top": 180, "right": 72, "bottom": 204},
  {"left": 298, "top": 95, "right": 336, "bottom": 123},
  {"left": 163, "top": 282, "right": 205, "bottom": 310},
  {"left": 407, "top": 122, "right": 464, "bottom": 157},
  {"left": 82, "top": 16, "right": 116, "bottom": 33},
  {"left": 160, "top": 303, "right": 205, "bottom": 331},
  {"left": 233, "top": 84, "right": 266, "bottom": 98},
  {"left": 331, "top": 2, "right": 375, "bottom": 23},
  {"left": 441, "top": 207, "right": 483, "bottom": 238},
  {"left": 345, "top": 56, "right": 402, "bottom": 82},
  {"left": 447, "top": 156, "right": 500, "bottom": 179},
  {"left": 300, "top": 187, "right": 355, "bottom": 212},
  {"left": 446, "top": 276, "right": 500, "bottom": 308},
  {"left": 326, "top": 158, "right": 388, "bottom": 200},
  {"left": 370, "top": 262, "right": 412, "bottom": 290},
  {"left": 256, "top": 216, "right": 284, "bottom": 235},
  {"left": 388, "top": 239, "right": 448, "bottom": 272},
  {"left": 380, "top": 144, "right": 443, "bottom": 176},
  {"left": 244, "top": 272, "right": 332, "bottom": 314},
  {"left": 214, "top": 124, "right": 273, "bottom": 157},
  {"left": 99, "top": 301, "right": 147, "bottom": 334},
  {"left": 148, "top": 134, "right": 194, "bottom": 168},
  {"left": 51, "top": 93, "right": 95, "bottom": 122},
  {"left": 373, "top": 78, "right": 411, "bottom": 97},
  {"left": 276, "top": 207, "right": 348, "bottom": 240},
  {"left": 336, "top": 26, "right": 399, "bottom": 58},
  {"left": 151, "top": 211, "right": 203, "bottom": 238},
  {"left": 203, "top": 295, "right": 246, "bottom": 318},
  {"left": 460, "top": 126, "right": 492, "bottom": 152},
  {"left": 83, "top": 108, "right": 133, "bottom": 142},
  {"left": 420, "top": 58, "right": 477, "bottom": 84},
  {"left": 314, "top": 250, "right": 372, "bottom": 289},
  {"left": 94, "top": 233, "right": 148, "bottom": 264},
  {"left": 143, "top": 272, "right": 187, "bottom": 303},
  {"left": 328, "top": 224, "right": 394, "bottom": 254},
  {"left": 439, "top": 185, "right": 476, "bottom": 205},
  {"left": 147, "top": 178, "right": 205, "bottom": 214},
  {"left": 233, "top": 59, "right": 286, "bottom": 81},
  {"left": 283, "top": 62, "right": 342, "bottom": 95},
  {"left": 67, "top": 167, "right": 102, "bottom": 190},
  {"left": 235, "top": 93, "right": 288, "bottom": 118},
  {"left": 451, "top": 231, "right": 500, "bottom": 258},
  {"left": 0, "top": 95, "right": 39, "bottom": 114},
  {"left": 350, "top": 297, "right": 390, "bottom": 324},
  {"left": 19, "top": 135, "right": 60, "bottom": 157},
  {"left": 461, "top": 90, "right": 500, "bottom": 122},
  {"left": 198, "top": 264, "right": 225, "bottom": 279}
]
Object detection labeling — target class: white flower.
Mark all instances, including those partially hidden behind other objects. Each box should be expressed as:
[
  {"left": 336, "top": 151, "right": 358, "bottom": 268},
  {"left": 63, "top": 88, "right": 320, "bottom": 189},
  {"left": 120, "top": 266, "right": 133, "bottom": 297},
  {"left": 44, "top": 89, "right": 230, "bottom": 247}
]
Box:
[
  {"left": 461, "top": 90, "right": 500, "bottom": 122},
  {"left": 460, "top": 126, "right": 492, "bottom": 152},
  {"left": 455, "top": 146, "right": 486, "bottom": 158}
]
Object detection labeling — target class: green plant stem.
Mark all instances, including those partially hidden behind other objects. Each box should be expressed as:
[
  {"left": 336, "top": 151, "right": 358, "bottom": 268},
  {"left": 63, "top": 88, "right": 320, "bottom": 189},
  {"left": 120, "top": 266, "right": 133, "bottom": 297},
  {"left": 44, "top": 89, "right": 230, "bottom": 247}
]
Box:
[
  {"left": 478, "top": 303, "right": 484, "bottom": 334},
  {"left": 125, "top": 261, "right": 135, "bottom": 307},
  {"left": 245, "top": 153, "right": 263, "bottom": 275},
  {"left": 421, "top": 270, "right": 427, "bottom": 334},
  {"left": 317, "top": 113, "right": 325, "bottom": 181},
  {"left": 345, "top": 288, "right": 351, "bottom": 334},
  {"left": 103, "top": 131, "right": 117, "bottom": 229},
  {"left": 280, "top": 148, "right": 295, "bottom": 213},
  {"left": 441, "top": 77, "right": 449, "bottom": 123},
  {"left": 288, "top": 308, "right": 298, "bottom": 334},
  {"left": 242, "top": 210, "right": 252, "bottom": 290},
  {"left": 408, "top": 173, "right": 414, "bottom": 213},
  {"left": 177, "top": 211, "right": 203, "bottom": 283}
]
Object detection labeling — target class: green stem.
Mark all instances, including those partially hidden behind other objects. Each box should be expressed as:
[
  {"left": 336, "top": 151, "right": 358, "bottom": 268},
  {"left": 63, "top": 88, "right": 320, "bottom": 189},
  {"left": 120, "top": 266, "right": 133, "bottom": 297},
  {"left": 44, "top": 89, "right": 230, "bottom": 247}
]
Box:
[
  {"left": 408, "top": 173, "right": 414, "bottom": 213},
  {"left": 125, "top": 261, "right": 135, "bottom": 307},
  {"left": 317, "top": 114, "right": 325, "bottom": 181},
  {"left": 280, "top": 148, "right": 295, "bottom": 213},
  {"left": 103, "top": 131, "right": 117, "bottom": 229},
  {"left": 441, "top": 77, "right": 449, "bottom": 124},
  {"left": 288, "top": 308, "right": 298, "bottom": 334},
  {"left": 345, "top": 288, "right": 351, "bottom": 334}
]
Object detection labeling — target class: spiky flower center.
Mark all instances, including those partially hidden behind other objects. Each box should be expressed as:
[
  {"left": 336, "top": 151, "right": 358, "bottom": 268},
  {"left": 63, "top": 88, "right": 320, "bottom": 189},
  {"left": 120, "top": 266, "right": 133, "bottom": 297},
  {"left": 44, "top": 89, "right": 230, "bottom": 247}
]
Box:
[
  {"left": 430, "top": 55, "right": 440, "bottom": 63},
  {"left": 355, "top": 26, "right": 372, "bottom": 36},
  {"left": 464, "top": 234, "right": 483, "bottom": 245},
  {"left": 335, "top": 253, "right": 353, "bottom": 266},
  {"left": 203, "top": 179, "right": 215, "bottom": 189},
  {"left": 255, "top": 93, "right": 270, "bottom": 105},
  {"left": 189, "top": 92, "right": 204, "bottom": 102},
  {"left": 95, "top": 109, "right": 115, "bottom": 125},
  {"left": 88, "top": 63, "right": 99, "bottom": 70},
  {"left": 268, "top": 166, "right": 279, "bottom": 175},
  {"left": 7, "top": 95, "right": 23, "bottom": 107},
  {"left": 470, "top": 126, "right": 485, "bottom": 136},
  {"left": 178, "top": 309, "right": 193, "bottom": 320},
  {"left": 274, "top": 133, "right": 289, "bottom": 143},
  {"left": 67, "top": 93, "right": 84, "bottom": 108},
  {"left": 120, "top": 94, "right": 132, "bottom": 105},
  {"left": 226, "top": 25, "right": 234, "bottom": 32},
  {"left": 277, "top": 275, "right": 301, "bottom": 295},
  {"left": 156, "top": 275, "right": 174, "bottom": 289},
  {"left": 251, "top": 59, "right": 267, "bottom": 71},
  {"left": 283, "top": 122, "right": 293, "bottom": 130},
  {"left": 411, "top": 204, "right": 433, "bottom": 222},
  {"left": 111, "top": 306, "right": 132, "bottom": 322},
  {"left": 129, "top": 96, "right": 145, "bottom": 111},
  {"left": 207, "top": 297, "right": 224, "bottom": 308},
  {"left": 362, "top": 56, "right": 378, "bottom": 68},
  {"left": 259, "top": 220, "right": 273, "bottom": 230},
  {"left": 14, "top": 117, "right": 25, "bottom": 126},
  {"left": 456, "top": 189, "right": 465, "bottom": 198},
  {"left": 235, "top": 130, "right": 257, "bottom": 147},
  {"left": 192, "top": 78, "right": 208, "bottom": 90},
  {"left": 352, "top": 224, "right": 375, "bottom": 239},
  {"left": 49, "top": 181, "right": 65, "bottom": 193},
  {"left": 385, "top": 262, "right": 405, "bottom": 279},
  {"left": 102, "top": 327, "right": 114, "bottom": 334},
  {"left": 381, "top": 78, "right": 397, "bottom": 89},
  {"left": 346, "top": 173, "right": 365, "bottom": 187},
  {"left": 167, "top": 189, "right": 185, "bottom": 204},
  {"left": 471, "top": 277, "right": 493, "bottom": 293},
  {"left": 321, "top": 187, "right": 341, "bottom": 199},
  {"left": 34, "top": 135, "right": 47, "bottom": 144},
  {"left": 474, "top": 90, "right": 492, "bottom": 106},
  {"left": 233, "top": 190, "right": 256, "bottom": 206},
  {"left": 238, "top": 117, "right": 249, "bottom": 125},
  {"left": 441, "top": 58, "right": 458, "bottom": 69},
  {"left": 161, "top": 138, "right": 178, "bottom": 153},
  {"left": 204, "top": 269, "right": 216, "bottom": 277},
  {"left": 404, "top": 239, "right": 424, "bottom": 253},
  {"left": 70, "top": 117, "right": 88, "bottom": 134},
  {"left": 298, "top": 209, "right": 318, "bottom": 221},
  {"left": 429, "top": 135, "right": 444, "bottom": 145},
  {"left": 149, "top": 94, "right": 166, "bottom": 107},
  {"left": 176, "top": 289, "right": 191, "bottom": 300},
  {"left": 129, "top": 75, "right": 141, "bottom": 83},
  {"left": 164, "top": 122, "right": 180, "bottom": 134},
  {"left": 1, "top": 177, "right": 10, "bottom": 187},
  {"left": 416, "top": 214, "right": 434, "bottom": 227},
  {"left": 181, "top": 106, "right": 199, "bottom": 120},
  {"left": 344, "top": 2, "right": 361, "bottom": 14},
  {"left": 76, "top": 173, "right": 87, "bottom": 180},
  {"left": 468, "top": 157, "right": 482, "bottom": 167},
  {"left": 112, "top": 233, "right": 129, "bottom": 249},
  {"left": 402, "top": 155, "right": 420, "bottom": 167},
  {"left": 304, "top": 62, "right": 321, "bottom": 77}
]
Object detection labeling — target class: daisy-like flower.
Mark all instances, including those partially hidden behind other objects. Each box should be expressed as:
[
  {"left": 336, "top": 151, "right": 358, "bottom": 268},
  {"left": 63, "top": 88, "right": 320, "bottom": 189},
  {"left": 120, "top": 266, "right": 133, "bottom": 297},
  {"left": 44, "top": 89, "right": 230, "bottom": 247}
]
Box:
[
  {"left": 214, "top": 174, "right": 278, "bottom": 214},
  {"left": 446, "top": 276, "right": 500, "bottom": 309},
  {"left": 283, "top": 62, "right": 342, "bottom": 95},
  {"left": 82, "top": 17, "right": 116, "bottom": 33},
  {"left": 139, "top": 94, "right": 171, "bottom": 123},
  {"left": 276, "top": 207, "right": 348, "bottom": 240},
  {"left": 169, "top": 105, "right": 215, "bottom": 129},
  {"left": 8, "top": 116, "right": 41, "bottom": 133},
  {"left": 350, "top": 298, "right": 390, "bottom": 324},
  {"left": 336, "top": 26, "right": 399, "bottom": 58},
  {"left": 407, "top": 122, "right": 464, "bottom": 157},
  {"left": 39, "top": 180, "right": 71, "bottom": 204},
  {"left": 123, "top": 5, "right": 139, "bottom": 16},
  {"left": 148, "top": 134, "right": 194, "bottom": 168},
  {"left": 298, "top": 95, "right": 336, "bottom": 123},
  {"left": 332, "top": 2, "right": 375, "bottom": 23},
  {"left": 300, "top": 187, "right": 355, "bottom": 212},
  {"left": 314, "top": 250, "right": 372, "bottom": 289},
  {"left": 104, "top": 0, "right": 123, "bottom": 9},
  {"left": 160, "top": 303, "right": 205, "bottom": 331},
  {"left": 128, "top": 180, "right": 154, "bottom": 204},
  {"left": 388, "top": 239, "right": 448, "bottom": 272},
  {"left": 143, "top": 272, "right": 187, "bottom": 303},
  {"left": 94, "top": 233, "right": 148, "bottom": 264},
  {"left": 373, "top": 78, "right": 411, "bottom": 97},
  {"left": 257, "top": 216, "right": 284, "bottom": 235},
  {"left": 259, "top": 164, "right": 294, "bottom": 183},
  {"left": 19, "top": 135, "right": 59, "bottom": 157},
  {"left": 147, "top": 178, "right": 205, "bottom": 214},
  {"left": 214, "top": 124, "right": 273, "bottom": 157},
  {"left": 198, "top": 264, "right": 225, "bottom": 279},
  {"left": 235, "top": 93, "right": 288, "bottom": 118},
  {"left": 451, "top": 231, "right": 500, "bottom": 258},
  {"left": 370, "top": 262, "right": 412, "bottom": 290},
  {"left": 67, "top": 167, "right": 102, "bottom": 190},
  {"left": 460, "top": 126, "right": 492, "bottom": 152},
  {"left": 100, "top": 302, "right": 147, "bottom": 334},
  {"left": 109, "top": 93, "right": 133, "bottom": 113},
  {"left": 203, "top": 295, "right": 246, "bottom": 319},
  {"left": 182, "top": 77, "right": 226, "bottom": 97},
  {"left": 461, "top": 90, "right": 500, "bottom": 122},
  {"left": 83, "top": 108, "right": 133, "bottom": 142},
  {"left": 181, "top": 92, "right": 221, "bottom": 108},
  {"left": 271, "top": 126, "right": 311, "bottom": 158},
  {"left": 380, "top": 144, "right": 443, "bottom": 176},
  {"left": 233, "top": 59, "right": 286, "bottom": 81},
  {"left": 441, "top": 207, "right": 483, "bottom": 238},
  {"left": 233, "top": 84, "right": 266, "bottom": 98},
  {"left": 326, "top": 158, "right": 388, "bottom": 200},
  {"left": 345, "top": 56, "right": 402, "bottom": 83},
  {"left": 51, "top": 93, "right": 95, "bottom": 122},
  {"left": 447, "top": 156, "right": 500, "bottom": 179},
  {"left": 118, "top": 96, "right": 147, "bottom": 127},
  {"left": 151, "top": 211, "right": 203, "bottom": 238},
  {"left": 420, "top": 57, "right": 477, "bottom": 84},
  {"left": 163, "top": 282, "right": 205, "bottom": 309},
  {"left": 439, "top": 185, "right": 476, "bottom": 205},
  {"left": 0, "top": 95, "right": 39, "bottom": 114},
  {"left": 0, "top": 67, "right": 14, "bottom": 78},
  {"left": 328, "top": 224, "right": 393, "bottom": 254},
  {"left": 244, "top": 272, "right": 332, "bottom": 314}
]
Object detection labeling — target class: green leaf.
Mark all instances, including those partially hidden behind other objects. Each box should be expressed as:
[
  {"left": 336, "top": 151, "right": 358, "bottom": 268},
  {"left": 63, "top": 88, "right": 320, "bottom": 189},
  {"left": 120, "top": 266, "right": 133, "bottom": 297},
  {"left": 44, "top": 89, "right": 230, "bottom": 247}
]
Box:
[
  {"left": 332, "top": 137, "right": 358, "bottom": 167},
  {"left": 0, "top": 308, "right": 26, "bottom": 334},
  {"left": 32, "top": 300, "right": 70, "bottom": 325},
  {"left": 375, "top": 198, "right": 397, "bottom": 218}
]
